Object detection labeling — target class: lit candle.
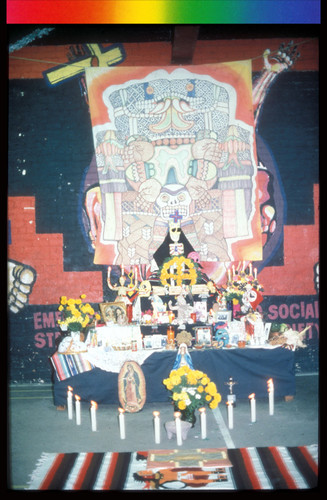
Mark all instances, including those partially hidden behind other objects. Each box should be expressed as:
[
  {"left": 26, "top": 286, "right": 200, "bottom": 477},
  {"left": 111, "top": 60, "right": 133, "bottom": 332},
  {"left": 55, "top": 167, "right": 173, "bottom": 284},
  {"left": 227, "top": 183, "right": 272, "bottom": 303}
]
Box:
[
  {"left": 90, "top": 400, "right": 97, "bottom": 431},
  {"left": 118, "top": 407, "right": 126, "bottom": 439},
  {"left": 254, "top": 268, "right": 257, "bottom": 280},
  {"left": 267, "top": 379, "right": 274, "bottom": 415},
  {"left": 227, "top": 401, "right": 233, "bottom": 429},
  {"left": 199, "top": 407, "right": 207, "bottom": 439},
  {"left": 67, "top": 386, "right": 73, "bottom": 420},
  {"left": 174, "top": 411, "right": 182, "bottom": 446},
  {"left": 249, "top": 393, "right": 256, "bottom": 423},
  {"left": 75, "top": 395, "right": 81, "bottom": 425},
  {"left": 153, "top": 411, "right": 160, "bottom": 444},
  {"left": 228, "top": 269, "right": 231, "bottom": 282}
]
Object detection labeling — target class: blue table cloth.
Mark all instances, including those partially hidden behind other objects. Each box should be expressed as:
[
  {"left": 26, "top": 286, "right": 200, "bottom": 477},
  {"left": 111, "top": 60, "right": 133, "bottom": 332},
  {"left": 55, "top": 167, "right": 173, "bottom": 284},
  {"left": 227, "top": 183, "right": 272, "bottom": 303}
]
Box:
[{"left": 52, "top": 347, "right": 295, "bottom": 406}]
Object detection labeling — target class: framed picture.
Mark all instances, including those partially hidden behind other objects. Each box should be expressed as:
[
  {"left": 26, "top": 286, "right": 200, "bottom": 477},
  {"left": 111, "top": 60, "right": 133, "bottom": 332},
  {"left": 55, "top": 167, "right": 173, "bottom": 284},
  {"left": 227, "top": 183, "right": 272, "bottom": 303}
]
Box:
[
  {"left": 195, "top": 327, "right": 212, "bottom": 346},
  {"left": 99, "top": 302, "right": 127, "bottom": 325}
]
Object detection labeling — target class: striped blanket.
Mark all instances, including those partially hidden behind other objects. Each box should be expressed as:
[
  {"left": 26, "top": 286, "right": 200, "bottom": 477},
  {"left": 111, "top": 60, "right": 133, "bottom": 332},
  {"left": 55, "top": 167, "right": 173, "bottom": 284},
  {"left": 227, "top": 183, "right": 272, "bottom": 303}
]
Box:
[
  {"left": 50, "top": 352, "right": 94, "bottom": 381},
  {"left": 27, "top": 445, "right": 318, "bottom": 490}
]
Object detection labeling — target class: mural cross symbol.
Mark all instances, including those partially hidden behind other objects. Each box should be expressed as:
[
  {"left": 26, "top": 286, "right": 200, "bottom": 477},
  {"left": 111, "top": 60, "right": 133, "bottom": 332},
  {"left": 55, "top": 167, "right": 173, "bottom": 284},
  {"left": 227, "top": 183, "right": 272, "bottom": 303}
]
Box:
[{"left": 169, "top": 210, "right": 183, "bottom": 224}]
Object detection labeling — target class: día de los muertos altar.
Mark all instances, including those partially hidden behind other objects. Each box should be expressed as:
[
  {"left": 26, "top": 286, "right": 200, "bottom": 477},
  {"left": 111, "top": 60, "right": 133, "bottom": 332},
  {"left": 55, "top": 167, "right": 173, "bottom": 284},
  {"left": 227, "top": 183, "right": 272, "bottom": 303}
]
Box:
[{"left": 85, "top": 62, "right": 263, "bottom": 281}]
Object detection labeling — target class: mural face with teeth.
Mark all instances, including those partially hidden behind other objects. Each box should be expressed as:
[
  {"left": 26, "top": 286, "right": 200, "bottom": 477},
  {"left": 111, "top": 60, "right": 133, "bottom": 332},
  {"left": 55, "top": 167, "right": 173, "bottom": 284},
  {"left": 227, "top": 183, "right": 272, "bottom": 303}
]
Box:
[{"left": 155, "top": 184, "right": 191, "bottom": 221}]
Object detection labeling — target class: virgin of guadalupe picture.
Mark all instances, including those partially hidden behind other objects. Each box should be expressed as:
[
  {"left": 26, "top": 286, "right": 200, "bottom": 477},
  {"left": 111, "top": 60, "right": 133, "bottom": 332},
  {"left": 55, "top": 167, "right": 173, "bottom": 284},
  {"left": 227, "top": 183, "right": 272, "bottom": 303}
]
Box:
[{"left": 118, "top": 361, "right": 146, "bottom": 412}]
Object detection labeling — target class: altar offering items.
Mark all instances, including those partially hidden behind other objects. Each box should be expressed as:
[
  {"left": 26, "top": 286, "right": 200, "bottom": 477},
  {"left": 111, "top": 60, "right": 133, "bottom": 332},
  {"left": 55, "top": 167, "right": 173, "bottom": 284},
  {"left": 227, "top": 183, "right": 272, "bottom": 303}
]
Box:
[
  {"left": 57, "top": 294, "right": 101, "bottom": 332},
  {"left": 249, "top": 393, "right": 256, "bottom": 423},
  {"left": 67, "top": 386, "right": 73, "bottom": 420},
  {"left": 100, "top": 301, "right": 128, "bottom": 326},
  {"left": 90, "top": 400, "right": 97, "bottom": 431},
  {"left": 118, "top": 408, "right": 126, "bottom": 439},
  {"left": 174, "top": 411, "right": 183, "bottom": 446},
  {"left": 268, "top": 324, "right": 310, "bottom": 351},
  {"left": 75, "top": 395, "right": 81, "bottom": 425},
  {"left": 163, "top": 365, "right": 222, "bottom": 415},
  {"left": 267, "top": 378, "right": 274, "bottom": 415},
  {"left": 118, "top": 361, "right": 146, "bottom": 413},
  {"left": 107, "top": 265, "right": 138, "bottom": 308},
  {"left": 175, "top": 330, "right": 193, "bottom": 347},
  {"left": 225, "top": 376, "right": 237, "bottom": 406},
  {"left": 199, "top": 407, "right": 207, "bottom": 439},
  {"left": 172, "top": 343, "right": 194, "bottom": 370},
  {"left": 223, "top": 262, "right": 264, "bottom": 317},
  {"left": 153, "top": 411, "right": 160, "bottom": 444}
]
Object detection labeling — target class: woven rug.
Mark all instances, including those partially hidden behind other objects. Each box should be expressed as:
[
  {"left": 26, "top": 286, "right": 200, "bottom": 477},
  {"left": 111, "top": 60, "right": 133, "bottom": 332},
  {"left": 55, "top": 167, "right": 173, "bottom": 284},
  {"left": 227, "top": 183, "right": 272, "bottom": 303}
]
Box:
[{"left": 27, "top": 445, "right": 318, "bottom": 490}]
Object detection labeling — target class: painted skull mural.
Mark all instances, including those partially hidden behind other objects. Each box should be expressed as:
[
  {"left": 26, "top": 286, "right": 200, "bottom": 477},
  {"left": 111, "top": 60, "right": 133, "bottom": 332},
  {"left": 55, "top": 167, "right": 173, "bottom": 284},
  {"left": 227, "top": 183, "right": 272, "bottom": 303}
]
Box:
[{"left": 84, "top": 63, "right": 262, "bottom": 275}]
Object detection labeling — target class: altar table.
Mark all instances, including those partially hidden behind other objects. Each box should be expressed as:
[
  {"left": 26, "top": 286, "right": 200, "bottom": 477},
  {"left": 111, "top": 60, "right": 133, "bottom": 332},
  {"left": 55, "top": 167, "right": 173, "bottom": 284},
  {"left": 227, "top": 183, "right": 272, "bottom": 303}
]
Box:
[{"left": 51, "top": 347, "right": 295, "bottom": 406}]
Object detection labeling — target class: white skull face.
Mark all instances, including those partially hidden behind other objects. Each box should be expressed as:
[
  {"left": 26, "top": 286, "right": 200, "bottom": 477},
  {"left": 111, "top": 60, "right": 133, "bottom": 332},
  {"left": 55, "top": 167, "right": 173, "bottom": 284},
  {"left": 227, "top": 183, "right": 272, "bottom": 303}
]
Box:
[
  {"left": 155, "top": 184, "right": 191, "bottom": 221},
  {"left": 139, "top": 280, "right": 151, "bottom": 297},
  {"left": 169, "top": 221, "right": 182, "bottom": 243}
]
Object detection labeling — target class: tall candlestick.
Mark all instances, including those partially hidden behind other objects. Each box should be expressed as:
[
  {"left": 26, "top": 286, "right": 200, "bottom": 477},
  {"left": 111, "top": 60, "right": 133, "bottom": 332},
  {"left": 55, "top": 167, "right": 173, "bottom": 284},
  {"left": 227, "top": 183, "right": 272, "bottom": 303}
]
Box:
[
  {"left": 174, "top": 411, "right": 182, "bottom": 446},
  {"left": 267, "top": 379, "right": 274, "bottom": 415},
  {"left": 227, "top": 401, "right": 233, "bottom": 429},
  {"left": 90, "top": 401, "right": 97, "bottom": 431},
  {"left": 75, "top": 395, "right": 81, "bottom": 425},
  {"left": 249, "top": 393, "right": 256, "bottom": 423},
  {"left": 153, "top": 411, "right": 160, "bottom": 444},
  {"left": 67, "top": 386, "right": 73, "bottom": 420},
  {"left": 118, "top": 408, "right": 126, "bottom": 439},
  {"left": 199, "top": 407, "right": 207, "bottom": 439}
]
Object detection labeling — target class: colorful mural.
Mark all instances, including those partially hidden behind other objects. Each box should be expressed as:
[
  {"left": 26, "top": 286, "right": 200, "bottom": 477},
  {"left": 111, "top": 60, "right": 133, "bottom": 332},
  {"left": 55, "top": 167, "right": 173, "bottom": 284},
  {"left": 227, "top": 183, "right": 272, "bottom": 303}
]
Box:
[{"left": 8, "top": 38, "right": 319, "bottom": 381}]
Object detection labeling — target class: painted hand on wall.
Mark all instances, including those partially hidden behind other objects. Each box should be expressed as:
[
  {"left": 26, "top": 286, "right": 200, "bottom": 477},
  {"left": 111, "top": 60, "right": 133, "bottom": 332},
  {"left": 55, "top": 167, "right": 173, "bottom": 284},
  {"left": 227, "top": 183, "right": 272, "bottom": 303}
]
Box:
[{"left": 8, "top": 260, "right": 36, "bottom": 313}]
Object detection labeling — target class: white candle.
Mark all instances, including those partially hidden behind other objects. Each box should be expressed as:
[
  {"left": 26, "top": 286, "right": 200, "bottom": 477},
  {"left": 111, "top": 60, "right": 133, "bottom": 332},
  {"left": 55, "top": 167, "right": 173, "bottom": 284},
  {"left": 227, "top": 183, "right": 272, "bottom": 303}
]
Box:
[
  {"left": 75, "top": 395, "right": 81, "bottom": 425},
  {"left": 232, "top": 265, "right": 235, "bottom": 276},
  {"left": 199, "top": 407, "right": 207, "bottom": 439},
  {"left": 249, "top": 263, "right": 253, "bottom": 276},
  {"left": 118, "top": 408, "right": 126, "bottom": 439},
  {"left": 227, "top": 402, "right": 233, "bottom": 429},
  {"left": 249, "top": 393, "right": 256, "bottom": 423},
  {"left": 254, "top": 267, "right": 257, "bottom": 279},
  {"left": 153, "top": 411, "right": 160, "bottom": 444},
  {"left": 121, "top": 264, "right": 124, "bottom": 276},
  {"left": 67, "top": 386, "right": 73, "bottom": 420},
  {"left": 267, "top": 379, "right": 274, "bottom": 415},
  {"left": 174, "top": 411, "right": 182, "bottom": 446},
  {"left": 90, "top": 401, "right": 97, "bottom": 431}
]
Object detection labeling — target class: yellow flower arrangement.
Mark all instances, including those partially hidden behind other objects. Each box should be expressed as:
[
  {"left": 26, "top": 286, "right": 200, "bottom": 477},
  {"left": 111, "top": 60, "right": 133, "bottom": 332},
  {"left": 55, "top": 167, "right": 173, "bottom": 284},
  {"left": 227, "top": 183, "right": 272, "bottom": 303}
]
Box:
[
  {"left": 160, "top": 256, "right": 199, "bottom": 287},
  {"left": 163, "top": 365, "right": 222, "bottom": 414},
  {"left": 57, "top": 294, "right": 101, "bottom": 332}
]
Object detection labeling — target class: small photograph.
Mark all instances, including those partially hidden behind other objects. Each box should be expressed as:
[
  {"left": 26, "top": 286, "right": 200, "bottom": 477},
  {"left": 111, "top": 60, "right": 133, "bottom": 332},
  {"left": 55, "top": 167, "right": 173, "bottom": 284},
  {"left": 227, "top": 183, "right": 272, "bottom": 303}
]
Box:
[
  {"left": 100, "top": 302, "right": 127, "bottom": 326},
  {"left": 195, "top": 327, "right": 212, "bottom": 346}
]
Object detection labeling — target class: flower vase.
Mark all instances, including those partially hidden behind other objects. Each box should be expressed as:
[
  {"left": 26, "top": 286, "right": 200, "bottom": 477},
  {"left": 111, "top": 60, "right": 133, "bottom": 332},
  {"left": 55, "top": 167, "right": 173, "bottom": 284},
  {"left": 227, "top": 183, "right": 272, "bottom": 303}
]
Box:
[
  {"left": 71, "top": 331, "right": 81, "bottom": 342},
  {"left": 179, "top": 407, "right": 197, "bottom": 428}
]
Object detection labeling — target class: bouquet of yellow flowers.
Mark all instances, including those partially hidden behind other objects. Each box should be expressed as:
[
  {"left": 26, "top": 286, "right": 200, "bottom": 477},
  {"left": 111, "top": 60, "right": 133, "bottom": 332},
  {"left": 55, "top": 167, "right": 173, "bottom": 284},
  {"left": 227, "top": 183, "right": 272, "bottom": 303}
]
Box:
[
  {"left": 57, "top": 294, "right": 101, "bottom": 332},
  {"left": 163, "top": 366, "right": 222, "bottom": 420}
]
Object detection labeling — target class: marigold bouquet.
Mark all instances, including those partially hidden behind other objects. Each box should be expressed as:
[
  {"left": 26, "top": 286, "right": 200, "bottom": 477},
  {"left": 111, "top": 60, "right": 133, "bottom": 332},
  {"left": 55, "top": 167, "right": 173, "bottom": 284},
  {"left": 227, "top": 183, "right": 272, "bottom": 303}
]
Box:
[
  {"left": 57, "top": 294, "right": 101, "bottom": 332},
  {"left": 163, "top": 365, "right": 222, "bottom": 413}
]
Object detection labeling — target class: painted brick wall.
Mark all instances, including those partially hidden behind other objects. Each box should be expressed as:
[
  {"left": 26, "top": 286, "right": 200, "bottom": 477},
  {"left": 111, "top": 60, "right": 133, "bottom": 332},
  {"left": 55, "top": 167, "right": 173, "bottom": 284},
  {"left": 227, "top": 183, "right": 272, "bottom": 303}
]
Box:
[{"left": 8, "top": 37, "right": 319, "bottom": 383}]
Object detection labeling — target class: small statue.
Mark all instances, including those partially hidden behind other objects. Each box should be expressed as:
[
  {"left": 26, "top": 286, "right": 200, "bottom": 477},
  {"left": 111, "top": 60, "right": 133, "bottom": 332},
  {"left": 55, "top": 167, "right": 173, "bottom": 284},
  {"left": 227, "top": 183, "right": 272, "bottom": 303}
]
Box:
[
  {"left": 168, "top": 291, "right": 194, "bottom": 328},
  {"left": 172, "top": 342, "right": 194, "bottom": 370}
]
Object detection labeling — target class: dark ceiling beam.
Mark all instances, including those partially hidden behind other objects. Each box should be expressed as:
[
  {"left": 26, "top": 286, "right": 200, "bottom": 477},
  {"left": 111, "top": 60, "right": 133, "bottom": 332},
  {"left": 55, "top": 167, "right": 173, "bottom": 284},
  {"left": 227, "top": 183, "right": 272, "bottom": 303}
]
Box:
[{"left": 171, "top": 25, "right": 200, "bottom": 64}]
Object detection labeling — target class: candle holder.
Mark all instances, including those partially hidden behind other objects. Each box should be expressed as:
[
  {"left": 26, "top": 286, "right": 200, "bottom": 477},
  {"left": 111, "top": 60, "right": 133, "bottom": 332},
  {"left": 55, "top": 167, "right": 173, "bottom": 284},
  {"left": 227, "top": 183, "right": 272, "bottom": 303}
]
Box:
[{"left": 224, "top": 376, "right": 237, "bottom": 407}]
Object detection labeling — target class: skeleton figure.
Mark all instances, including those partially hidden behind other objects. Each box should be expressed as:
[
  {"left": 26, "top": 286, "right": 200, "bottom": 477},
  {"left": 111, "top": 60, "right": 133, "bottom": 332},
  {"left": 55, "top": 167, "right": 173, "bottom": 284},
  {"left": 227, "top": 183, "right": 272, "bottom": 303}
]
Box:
[{"left": 168, "top": 291, "right": 194, "bottom": 328}]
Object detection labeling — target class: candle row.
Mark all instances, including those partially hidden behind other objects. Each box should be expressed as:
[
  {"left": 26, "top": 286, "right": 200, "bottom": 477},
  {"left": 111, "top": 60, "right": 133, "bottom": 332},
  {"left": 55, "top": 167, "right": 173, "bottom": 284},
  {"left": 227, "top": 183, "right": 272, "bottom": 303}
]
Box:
[{"left": 226, "top": 379, "right": 274, "bottom": 429}]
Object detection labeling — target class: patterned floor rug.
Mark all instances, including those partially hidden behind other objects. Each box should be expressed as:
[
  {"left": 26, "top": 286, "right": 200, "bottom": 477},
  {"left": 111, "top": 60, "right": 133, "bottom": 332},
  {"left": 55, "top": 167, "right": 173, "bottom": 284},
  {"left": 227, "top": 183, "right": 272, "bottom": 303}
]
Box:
[{"left": 26, "top": 445, "right": 318, "bottom": 490}]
